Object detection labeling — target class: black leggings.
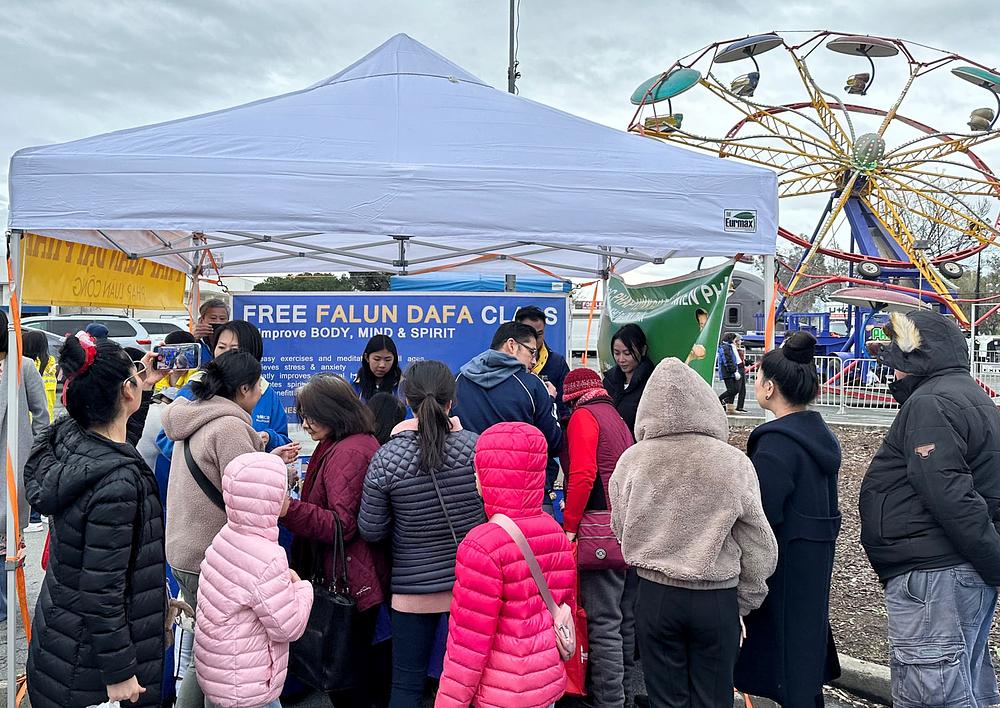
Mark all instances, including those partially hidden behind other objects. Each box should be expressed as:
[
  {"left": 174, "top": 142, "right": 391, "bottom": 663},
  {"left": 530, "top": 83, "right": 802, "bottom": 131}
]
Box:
[{"left": 637, "top": 579, "right": 740, "bottom": 708}]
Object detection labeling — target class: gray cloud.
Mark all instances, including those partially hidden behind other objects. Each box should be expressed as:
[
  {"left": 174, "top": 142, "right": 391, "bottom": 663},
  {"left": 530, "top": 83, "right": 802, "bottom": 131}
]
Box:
[{"left": 3, "top": 0, "right": 999, "bottom": 263}]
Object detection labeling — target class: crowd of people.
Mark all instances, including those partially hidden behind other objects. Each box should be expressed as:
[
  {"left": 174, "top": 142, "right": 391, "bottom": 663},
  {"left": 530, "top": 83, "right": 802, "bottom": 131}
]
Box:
[{"left": 5, "top": 300, "right": 1000, "bottom": 708}]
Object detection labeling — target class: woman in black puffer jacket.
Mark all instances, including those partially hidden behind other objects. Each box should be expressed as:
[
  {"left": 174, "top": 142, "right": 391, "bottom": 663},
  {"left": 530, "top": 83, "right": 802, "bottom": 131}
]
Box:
[
  {"left": 24, "top": 332, "right": 167, "bottom": 708},
  {"left": 360, "top": 360, "right": 485, "bottom": 708}
]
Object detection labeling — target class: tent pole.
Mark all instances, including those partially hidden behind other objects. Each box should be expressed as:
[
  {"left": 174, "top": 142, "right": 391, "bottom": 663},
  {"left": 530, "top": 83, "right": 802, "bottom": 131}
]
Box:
[
  {"left": 763, "top": 253, "right": 776, "bottom": 422},
  {"left": 393, "top": 235, "right": 409, "bottom": 275},
  {"left": 5, "top": 228, "right": 23, "bottom": 708}
]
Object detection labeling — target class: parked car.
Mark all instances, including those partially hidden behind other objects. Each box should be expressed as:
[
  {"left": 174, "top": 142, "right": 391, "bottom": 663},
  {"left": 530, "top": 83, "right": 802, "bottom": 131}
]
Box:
[
  {"left": 137, "top": 318, "right": 187, "bottom": 348},
  {"left": 22, "top": 326, "right": 65, "bottom": 360},
  {"left": 21, "top": 314, "right": 154, "bottom": 350}
]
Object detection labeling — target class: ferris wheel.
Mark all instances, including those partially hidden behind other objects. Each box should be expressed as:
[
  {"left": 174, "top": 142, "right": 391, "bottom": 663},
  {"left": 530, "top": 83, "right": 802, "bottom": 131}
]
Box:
[{"left": 628, "top": 31, "right": 1000, "bottom": 328}]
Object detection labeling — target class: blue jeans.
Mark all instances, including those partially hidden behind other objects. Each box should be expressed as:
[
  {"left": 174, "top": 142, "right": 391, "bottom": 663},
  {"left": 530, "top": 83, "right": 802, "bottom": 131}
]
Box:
[
  {"left": 885, "top": 564, "right": 1000, "bottom": 708},
  {"left": 390, "top": 610, "right": 447, "bottom": 708}
]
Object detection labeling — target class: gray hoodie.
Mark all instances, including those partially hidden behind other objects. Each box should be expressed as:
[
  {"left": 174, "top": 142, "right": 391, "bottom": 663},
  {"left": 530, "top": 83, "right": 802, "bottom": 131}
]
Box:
[
  {"left": 609, "top": 358, "right": 778, "bottom": 615},
  {"left": 458, "top": 349, "right": 524, "bottom": 388}
]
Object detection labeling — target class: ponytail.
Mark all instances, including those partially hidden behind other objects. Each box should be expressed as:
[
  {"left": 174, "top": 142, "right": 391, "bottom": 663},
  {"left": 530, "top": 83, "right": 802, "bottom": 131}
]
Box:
[
  {"left": 403, "top": 360, "right": 456, "bottom": 473},
  {"left": 190, "top": 350, "right": 261, "bottom": 401}
]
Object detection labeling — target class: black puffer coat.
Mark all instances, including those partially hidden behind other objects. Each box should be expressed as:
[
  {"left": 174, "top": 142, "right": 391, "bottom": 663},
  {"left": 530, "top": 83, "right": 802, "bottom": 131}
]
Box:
[
  {"left": 24, "top": 417, "right": 166, "bottom": 708},
  {"left": 359, "top": 428, "right": 485, "bottom": 594},
  {"left": 860, "top": 310, "right": 1000, "bottom": 585}
]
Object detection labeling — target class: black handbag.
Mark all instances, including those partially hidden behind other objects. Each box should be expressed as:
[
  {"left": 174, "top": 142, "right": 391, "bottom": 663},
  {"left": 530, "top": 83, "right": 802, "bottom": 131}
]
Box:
[{"left": 288, "top": 515, "right": 367, "bottom": 691}]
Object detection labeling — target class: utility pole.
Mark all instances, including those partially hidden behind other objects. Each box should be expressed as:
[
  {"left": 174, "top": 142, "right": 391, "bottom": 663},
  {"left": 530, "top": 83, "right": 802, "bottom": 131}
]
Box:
[{"left": 507, "top": 0, "right": 517, "bottom": 94}]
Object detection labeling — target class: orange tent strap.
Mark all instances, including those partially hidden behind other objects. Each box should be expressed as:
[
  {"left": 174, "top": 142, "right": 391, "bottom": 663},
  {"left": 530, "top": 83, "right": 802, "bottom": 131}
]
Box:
[{"left": 581, "top": 282, "right": 600, "bottom": 366}]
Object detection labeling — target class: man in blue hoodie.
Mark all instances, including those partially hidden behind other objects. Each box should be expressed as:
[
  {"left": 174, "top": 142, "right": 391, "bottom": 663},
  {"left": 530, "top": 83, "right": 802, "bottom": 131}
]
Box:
[{"left": 455, "top": 321, "right": 562, "bottom": 460}]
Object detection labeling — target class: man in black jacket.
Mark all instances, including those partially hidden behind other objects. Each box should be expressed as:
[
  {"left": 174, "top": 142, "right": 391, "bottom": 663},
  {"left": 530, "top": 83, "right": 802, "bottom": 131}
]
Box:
[{"left": 860, "top": 310, "right": 1000, "bottom": 708}]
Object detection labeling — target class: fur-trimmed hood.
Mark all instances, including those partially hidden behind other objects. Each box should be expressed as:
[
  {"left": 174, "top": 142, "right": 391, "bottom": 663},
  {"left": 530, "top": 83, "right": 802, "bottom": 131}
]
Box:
[{"left": 879, "top": 310, "right": 968, "bottom": 377}]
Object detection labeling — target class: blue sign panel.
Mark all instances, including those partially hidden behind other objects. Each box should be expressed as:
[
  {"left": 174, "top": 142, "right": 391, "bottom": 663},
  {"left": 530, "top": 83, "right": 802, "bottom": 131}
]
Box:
[{"left": 232, "top": 291, "right": 569, "bottom": 421}]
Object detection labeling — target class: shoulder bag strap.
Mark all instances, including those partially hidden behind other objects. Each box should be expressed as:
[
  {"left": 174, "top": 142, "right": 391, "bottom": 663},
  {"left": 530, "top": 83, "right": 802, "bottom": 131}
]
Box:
[
  {"left": 491, "top": 513, "right": 559, "bottom": 618},
  {"left": 428, "top": 467, "right": 459, "bottom": 547},
  {"left": 183, "top": 441, "right": 225, "bottom": 511}
]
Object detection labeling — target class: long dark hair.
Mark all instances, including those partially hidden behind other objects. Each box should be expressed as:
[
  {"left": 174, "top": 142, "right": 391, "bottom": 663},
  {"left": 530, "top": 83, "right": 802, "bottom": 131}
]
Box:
[
  {"left": 402, "top": 360, "right": 454, "bottom": 473},
  {"left": 760, "top": 331, "right": 820, "bottom": 406},
  {"left": 367, "top": 392, "right": 407, "bottom": 445},
  {"left": 611, "top": 323, "right": 648, "bottom": 362},
  {"left": 356, "top": 334, "right": 402, "bottom": 401},
  {"left": 22, "top": 329, "right": 50, "bottom": 373},
  {"left": 60, "top": 335, "right": 136, "bottom": 428},
  {"left": 190, "top": 351, "right": 261, "bottom": 401},
  {"left": 295, "top": 373, "right": 375, "bottom": 440}
]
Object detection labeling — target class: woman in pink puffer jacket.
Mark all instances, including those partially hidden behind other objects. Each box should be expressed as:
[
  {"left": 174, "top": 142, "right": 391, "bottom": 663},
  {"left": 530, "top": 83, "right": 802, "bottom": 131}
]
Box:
[
  {"left": 436, "top": 422, "right": 577, "bottom": 708},
  {"left": 195, "top": 452, "right": 313, "bottom": 708}
]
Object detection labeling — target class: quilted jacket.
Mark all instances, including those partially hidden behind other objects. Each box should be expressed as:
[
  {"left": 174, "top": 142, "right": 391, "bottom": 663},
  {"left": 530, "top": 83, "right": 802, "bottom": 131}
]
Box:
[
  {"left": 283, "top": 433, "right": 387, "bottom": 612},
  {"left": 436, "top": 422, "right": 577, "bottom": 708},
  {"left": 24, "top": 417, "right": 165, "bottom": 708},
  {"left": 359, "top": 427, "right": 485, "bottom": 594},
  {"left": 195, "top": 453, "right": 313, "bottom": 708}
]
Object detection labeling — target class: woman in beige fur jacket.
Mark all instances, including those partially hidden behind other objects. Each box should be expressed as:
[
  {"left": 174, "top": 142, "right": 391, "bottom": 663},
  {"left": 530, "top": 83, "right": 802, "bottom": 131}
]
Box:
[{"left": 610, "top": 358, "right": 777, "bottom": 708}]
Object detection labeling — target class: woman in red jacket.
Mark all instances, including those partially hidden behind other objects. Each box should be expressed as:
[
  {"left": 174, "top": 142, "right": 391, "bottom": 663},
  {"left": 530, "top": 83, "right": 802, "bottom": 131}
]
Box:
[
  {"left": 280, "top": 373, "right": 388, "bottom": 708},
  {"left": 436, "top": 422, "right": 576, "bottom": 708},
  {"left": 562, "top": 368, "right": 635, "bottom": 708}
]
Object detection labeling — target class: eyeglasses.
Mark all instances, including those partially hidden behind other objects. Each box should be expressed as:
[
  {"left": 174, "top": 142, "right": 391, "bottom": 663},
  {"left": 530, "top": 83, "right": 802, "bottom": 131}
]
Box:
[
  {"left": 123, "top": 360, "right": 146, "bottom": 388},
  {"left": 515, "top": 340, "right": 538, "bottom": 359}
]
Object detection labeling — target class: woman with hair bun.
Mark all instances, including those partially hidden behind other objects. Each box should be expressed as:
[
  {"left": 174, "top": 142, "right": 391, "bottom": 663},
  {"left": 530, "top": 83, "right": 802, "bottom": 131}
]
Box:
[
  {"left": 734, "top": 331, "right": 843, "bottom": 708},
  {"left": 23, "top": 331, "right": 166, "bottom": 707},
  {"left": 160, "top": 350, "right": 299, "bottom": 708}
]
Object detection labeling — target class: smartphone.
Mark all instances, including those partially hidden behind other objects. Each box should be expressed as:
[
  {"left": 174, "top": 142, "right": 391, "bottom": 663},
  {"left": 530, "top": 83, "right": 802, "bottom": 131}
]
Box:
[{"left": 154, "top": 343, "right": 202, "bottom": 371}]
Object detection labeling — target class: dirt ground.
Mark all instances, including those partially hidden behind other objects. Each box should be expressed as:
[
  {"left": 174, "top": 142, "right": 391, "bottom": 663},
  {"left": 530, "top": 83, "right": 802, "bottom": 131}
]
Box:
[{"left": 730, "top": 424, "right": 1000, "bottom": 667}]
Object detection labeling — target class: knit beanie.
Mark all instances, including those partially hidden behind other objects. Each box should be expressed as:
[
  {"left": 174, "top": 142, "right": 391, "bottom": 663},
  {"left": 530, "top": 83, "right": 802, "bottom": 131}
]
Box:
[{"left": 563, "top": 368, "right": 605, "bottom": 402}]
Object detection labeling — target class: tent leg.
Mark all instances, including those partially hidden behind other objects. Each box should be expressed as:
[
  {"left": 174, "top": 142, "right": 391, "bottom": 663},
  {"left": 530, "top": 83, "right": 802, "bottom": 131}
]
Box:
[
  {"left": 6, "top": 228, "right": 22, "bottom": 708},
  {"left": 762, "top": 254, "right": 776, "bottom": 422}
]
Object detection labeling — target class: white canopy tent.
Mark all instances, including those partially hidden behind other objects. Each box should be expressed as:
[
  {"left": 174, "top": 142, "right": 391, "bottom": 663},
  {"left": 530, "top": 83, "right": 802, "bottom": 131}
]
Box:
[
  {"left": 4, "top": 34, "right": 778, "bottom": 700},
  {"left": 8, "top": 33, "right": 777, "bottom": 277}
]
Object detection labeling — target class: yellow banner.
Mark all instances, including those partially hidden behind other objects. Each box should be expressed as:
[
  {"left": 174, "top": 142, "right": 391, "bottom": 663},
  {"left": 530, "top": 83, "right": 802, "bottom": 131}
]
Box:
[{"left": 21, "top": 234, "right": 186, "bottom": 309}]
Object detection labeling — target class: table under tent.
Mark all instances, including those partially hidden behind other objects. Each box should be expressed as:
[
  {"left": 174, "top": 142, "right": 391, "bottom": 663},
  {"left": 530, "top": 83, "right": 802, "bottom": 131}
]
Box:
[{"left": 4, "top": 33, "right": 777, "bottom": 706}]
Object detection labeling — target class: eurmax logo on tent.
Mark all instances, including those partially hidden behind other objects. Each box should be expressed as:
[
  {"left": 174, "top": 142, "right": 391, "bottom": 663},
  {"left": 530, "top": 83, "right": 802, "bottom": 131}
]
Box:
[{"left": 724, "top": 210, "right": 757, "bottom": 233}]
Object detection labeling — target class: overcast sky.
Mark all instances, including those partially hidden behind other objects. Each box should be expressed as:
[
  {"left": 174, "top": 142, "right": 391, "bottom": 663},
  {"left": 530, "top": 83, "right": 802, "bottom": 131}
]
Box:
[{"left": 2, "top": 1, "right": 999, "bottom": 278}]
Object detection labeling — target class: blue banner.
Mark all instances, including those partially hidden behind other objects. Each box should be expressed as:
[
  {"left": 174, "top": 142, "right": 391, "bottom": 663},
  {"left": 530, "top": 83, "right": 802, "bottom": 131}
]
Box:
[{"left": 233, "top": 291, "right": 570, "bottom": 420}]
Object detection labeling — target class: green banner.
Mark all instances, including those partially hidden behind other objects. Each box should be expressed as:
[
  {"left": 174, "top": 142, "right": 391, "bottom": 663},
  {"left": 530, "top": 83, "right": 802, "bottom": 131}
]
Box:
[{"left": 598, "top": 263, "right": 735, "bottom": 383}]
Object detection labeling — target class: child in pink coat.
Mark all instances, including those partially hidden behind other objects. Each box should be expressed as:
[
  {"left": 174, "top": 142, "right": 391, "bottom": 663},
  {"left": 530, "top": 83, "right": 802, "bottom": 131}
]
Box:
[
  {"left": 436, "top": 422, "right": 577, "bottom": 708},
  {"left": 195, "top": 452, "right": 313, "bottom": 708}
]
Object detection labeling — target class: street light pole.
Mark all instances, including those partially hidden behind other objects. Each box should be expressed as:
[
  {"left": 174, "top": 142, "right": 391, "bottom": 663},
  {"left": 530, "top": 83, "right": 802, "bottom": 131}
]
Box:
[{"left": 507, "top": 0, "right": 516, "bottom": 94}]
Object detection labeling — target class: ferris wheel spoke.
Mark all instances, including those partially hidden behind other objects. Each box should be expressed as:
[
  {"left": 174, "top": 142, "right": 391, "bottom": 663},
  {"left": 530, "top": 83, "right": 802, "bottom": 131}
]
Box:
[
  {"left": 877, "top": 173, "right": 1000, "bottom": 247},
  {"left": 788, "top": 55, "right": 856, "bottom": 153},
  {"left": 883, "top": 163, "right": 1000, "bottom": 197},
  {"left": 877, "top": 188, "right": 994, "bottom": 254},
  {"left": 884, "top": 131, "right": 1000, "bottom": 168},
  {"left": 862, "top": 187, "right": 970, "bottom": 323},
  {"left": 778, "top": 165, "right": 846, "bottom": 198},
  {"left": 701, "top": 77, "right": 844, "bottom": 157},
  {"left": 644, "top": 126, "right": 841, "bottom": 178}
]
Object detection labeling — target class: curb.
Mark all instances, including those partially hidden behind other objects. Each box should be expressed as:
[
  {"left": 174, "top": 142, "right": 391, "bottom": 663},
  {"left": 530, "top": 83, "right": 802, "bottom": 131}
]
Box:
[{"left": 832, "top": 653, "right": 892, "bottom": 705}]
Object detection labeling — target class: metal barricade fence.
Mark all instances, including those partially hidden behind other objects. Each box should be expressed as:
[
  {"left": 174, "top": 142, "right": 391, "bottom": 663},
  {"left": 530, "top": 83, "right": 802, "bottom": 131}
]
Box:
[
  {"left": 974, "top": 359, "right": 1000, "bottom": 405},
  {"left": 739, "top": 352, "right": 846, "bottom": 411}
]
